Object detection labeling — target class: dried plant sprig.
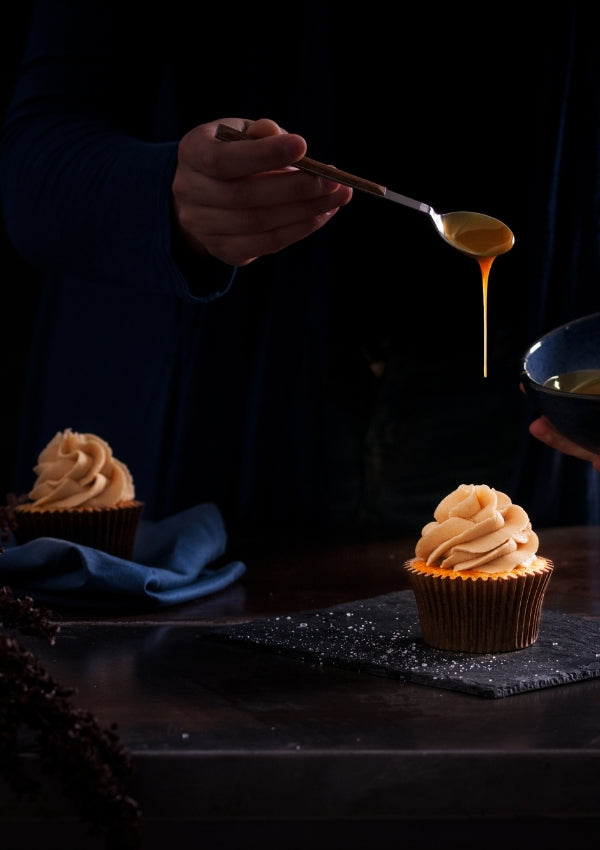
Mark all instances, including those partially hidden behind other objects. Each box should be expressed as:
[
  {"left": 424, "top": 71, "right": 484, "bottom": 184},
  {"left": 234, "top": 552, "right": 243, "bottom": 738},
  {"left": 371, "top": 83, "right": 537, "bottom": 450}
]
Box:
[
  {"left": 1, "top": 492, "right": 27, "bottom": 550},
  {"left": 0, "top": 585, "right": 60, "bottom": 641},
  {"left": 0, "top": 585, "right": 142, "bottom": 849}
]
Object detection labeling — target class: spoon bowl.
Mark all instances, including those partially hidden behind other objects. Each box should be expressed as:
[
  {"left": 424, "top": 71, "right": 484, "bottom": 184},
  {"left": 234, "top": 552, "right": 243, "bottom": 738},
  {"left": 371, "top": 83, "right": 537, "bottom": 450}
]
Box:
[{"left": 435, "top": 210, "right": 515, "bottom": 258}]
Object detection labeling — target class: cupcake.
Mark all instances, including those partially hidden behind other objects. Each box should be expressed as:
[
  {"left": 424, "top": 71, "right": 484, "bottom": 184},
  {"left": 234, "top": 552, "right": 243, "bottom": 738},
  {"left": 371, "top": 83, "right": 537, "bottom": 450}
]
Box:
[
  {"left": 404, "top": 484, "right": 553, "bottom": 653},
  {"left": 13, "top": 428, "right": 144, "bottom": 559}
]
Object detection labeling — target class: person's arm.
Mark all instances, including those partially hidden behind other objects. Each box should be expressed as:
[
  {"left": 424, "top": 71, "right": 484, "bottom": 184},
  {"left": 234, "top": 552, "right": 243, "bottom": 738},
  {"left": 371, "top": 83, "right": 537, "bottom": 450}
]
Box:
[
  {"left": 0, "top": 0, "right": 206, "bottom": 297},
  {"left": 0, "top": 1, "right": 351, "bottom": 304}
]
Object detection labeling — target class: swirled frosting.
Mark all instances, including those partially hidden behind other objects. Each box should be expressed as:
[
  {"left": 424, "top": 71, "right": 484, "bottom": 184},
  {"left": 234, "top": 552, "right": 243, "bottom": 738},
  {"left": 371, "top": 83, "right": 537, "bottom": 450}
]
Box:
[
  {"left": 26, "top": 429, "right": 135, "bottom": 509},
  {"left": 414, "top": 484, "right": 538, "bottom": 574}
]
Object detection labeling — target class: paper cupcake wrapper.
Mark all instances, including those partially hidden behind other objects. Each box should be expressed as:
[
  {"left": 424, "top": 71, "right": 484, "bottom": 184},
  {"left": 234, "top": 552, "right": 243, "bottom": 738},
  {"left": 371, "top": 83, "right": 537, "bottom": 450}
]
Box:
[
  {"left": 406, "top": 563, "right": 553, "bottom": 653},
  {"left": 14, "top": 501, "right": 145, "bottom": 561}
]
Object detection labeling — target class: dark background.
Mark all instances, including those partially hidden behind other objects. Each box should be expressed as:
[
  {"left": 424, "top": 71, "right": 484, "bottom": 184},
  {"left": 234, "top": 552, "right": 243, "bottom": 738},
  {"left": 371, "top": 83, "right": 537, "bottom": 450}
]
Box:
[
  {"left": 1, "top": 3, "right": 598, "bottom": 529},
  {"left": 1, "top": 2, "right": 41, "bottom": 500}
]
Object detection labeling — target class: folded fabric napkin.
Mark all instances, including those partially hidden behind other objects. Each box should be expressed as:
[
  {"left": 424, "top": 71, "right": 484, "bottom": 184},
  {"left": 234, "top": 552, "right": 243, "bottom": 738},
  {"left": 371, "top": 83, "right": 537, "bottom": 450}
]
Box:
[{"left": 0, "top": 502, "right": 246, "bottom": 610}]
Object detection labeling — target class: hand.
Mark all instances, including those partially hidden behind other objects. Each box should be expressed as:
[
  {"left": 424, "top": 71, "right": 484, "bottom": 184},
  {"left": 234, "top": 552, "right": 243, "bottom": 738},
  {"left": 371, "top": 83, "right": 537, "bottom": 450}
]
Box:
[
  {"left": 171, "top": 117, "right": 353, "bottom": 267},
  {"left": 528, "top": 416, "right": 600, "bottom": 472}
]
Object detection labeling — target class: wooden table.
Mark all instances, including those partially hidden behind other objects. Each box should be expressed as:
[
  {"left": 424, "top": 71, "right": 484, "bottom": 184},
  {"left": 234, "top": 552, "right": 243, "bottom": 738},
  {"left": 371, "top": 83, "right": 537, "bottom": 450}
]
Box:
[{"left": 2, "top": 526, "right": 600, "bottom": 849}]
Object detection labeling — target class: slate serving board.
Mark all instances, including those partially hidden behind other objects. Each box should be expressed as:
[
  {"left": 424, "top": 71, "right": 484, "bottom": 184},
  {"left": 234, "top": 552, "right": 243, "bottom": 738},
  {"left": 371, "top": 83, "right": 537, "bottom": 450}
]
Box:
[{"left": 205, "top": 591, "right": 600, "bottom": 699}]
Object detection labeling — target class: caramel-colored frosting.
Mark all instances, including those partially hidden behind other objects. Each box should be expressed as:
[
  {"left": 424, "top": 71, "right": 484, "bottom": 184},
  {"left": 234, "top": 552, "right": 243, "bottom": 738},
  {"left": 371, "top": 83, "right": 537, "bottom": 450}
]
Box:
[
  {"left": 26, "top": 428, "right": 135, "bottom": 509},
  {"left": 413, "top": 483, "right": 538, "bottom": 575}
]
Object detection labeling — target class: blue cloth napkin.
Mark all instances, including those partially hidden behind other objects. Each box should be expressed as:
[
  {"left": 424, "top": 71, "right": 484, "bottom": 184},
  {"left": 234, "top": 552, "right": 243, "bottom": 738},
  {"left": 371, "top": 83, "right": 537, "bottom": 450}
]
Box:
[{"left": 0, "top": 502, "right": 246, "bottom": 610}]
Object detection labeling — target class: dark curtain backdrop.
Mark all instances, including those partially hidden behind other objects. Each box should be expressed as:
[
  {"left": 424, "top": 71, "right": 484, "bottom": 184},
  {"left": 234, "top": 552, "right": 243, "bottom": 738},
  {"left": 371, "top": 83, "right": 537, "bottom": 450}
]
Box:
[
  {"left": 513, "top": 7, "right": 600, "bottom": 526},
  {"left": 326, "top": 3, "right": 600, "bottom": 530},
  {"left": 0, "top": 2, "right": 41, "bottom": 503},
  {"left": 1, "top": 2, "right": 598, "bottom": 530}
]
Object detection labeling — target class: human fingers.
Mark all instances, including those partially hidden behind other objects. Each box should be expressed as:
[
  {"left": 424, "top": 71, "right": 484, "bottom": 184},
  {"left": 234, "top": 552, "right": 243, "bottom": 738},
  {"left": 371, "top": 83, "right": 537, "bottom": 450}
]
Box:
[
  {"left": 178, "top": 119, "right": 346, "bottom": 207},
  {"left": 195, "top": 196, "right": 349, "bottom": 267},
  {"left": 528, "top": 416, "right": 600, "bottom": 465},
  {"left": 184, "top": 118, "right": 308, "bottom": 181},
  {"left": 174, "top": 163, "right": 351, "bottom": 265},
  {"left": 172, "top": 118, "right": 353, "bottom": 265}
]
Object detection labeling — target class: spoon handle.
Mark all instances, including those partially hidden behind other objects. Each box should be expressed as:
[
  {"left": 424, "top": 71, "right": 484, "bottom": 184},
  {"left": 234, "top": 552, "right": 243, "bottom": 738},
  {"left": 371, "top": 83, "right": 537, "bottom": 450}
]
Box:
[{"left": 215, "top": 124, "right": 386, "bottom": 197}]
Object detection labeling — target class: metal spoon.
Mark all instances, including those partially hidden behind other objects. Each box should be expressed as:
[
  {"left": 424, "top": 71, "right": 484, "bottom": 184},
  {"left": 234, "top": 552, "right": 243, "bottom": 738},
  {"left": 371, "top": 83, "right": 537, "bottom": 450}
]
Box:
[{"left": 215, "top": 124, "right": 515, "bottom": 259}]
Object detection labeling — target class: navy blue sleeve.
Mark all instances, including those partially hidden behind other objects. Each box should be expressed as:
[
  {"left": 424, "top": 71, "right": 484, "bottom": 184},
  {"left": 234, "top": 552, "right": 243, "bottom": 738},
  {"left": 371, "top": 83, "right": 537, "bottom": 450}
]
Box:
[{"left": 0, "top": 0, "right": 235, "bottom": 302}]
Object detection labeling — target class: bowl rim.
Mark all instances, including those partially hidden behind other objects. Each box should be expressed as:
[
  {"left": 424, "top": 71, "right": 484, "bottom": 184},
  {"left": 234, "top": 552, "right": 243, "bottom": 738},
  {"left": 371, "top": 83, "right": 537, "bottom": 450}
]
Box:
[{"left": 521, "top": 311, "right": 600, "bottom": 399}]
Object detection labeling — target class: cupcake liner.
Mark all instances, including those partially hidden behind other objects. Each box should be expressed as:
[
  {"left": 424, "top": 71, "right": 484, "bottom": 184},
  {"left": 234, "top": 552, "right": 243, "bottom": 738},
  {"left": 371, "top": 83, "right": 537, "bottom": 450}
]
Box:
[
  {"left": 14, "top": 501, "right": 145, "bottom": 560},
  {"left": 405, "top": 560, "right": 553, "bottom": 653}
]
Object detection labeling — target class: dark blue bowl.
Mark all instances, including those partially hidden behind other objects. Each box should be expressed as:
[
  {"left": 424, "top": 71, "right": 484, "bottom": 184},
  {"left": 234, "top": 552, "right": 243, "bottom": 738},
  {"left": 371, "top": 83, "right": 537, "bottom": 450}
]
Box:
[{"left": 520, "top": 312, "right": 600, "bottom": 455}]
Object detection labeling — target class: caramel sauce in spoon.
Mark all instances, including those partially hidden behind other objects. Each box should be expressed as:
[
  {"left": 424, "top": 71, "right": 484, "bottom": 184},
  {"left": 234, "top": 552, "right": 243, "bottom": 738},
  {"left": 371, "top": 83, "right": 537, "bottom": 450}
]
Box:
[{"left": 441, "top": 211, "right": 515, "bottom": 377}]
